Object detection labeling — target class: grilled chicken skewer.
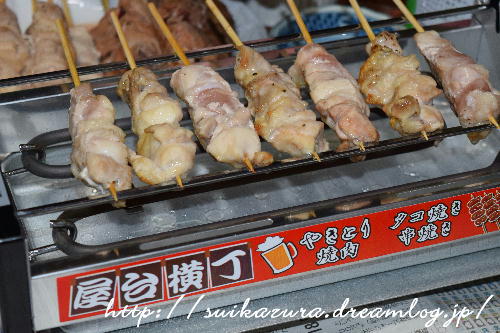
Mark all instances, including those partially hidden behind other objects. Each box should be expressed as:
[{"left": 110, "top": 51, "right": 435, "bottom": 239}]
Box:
[
  {"left": 171, "top": 64, "right": 273, "bottom": 169},
  {"left": 391, "top": 0, "right": 500, "bottom": 143},
  {"left": 147, "top": 3, "right": 273, "bottom": 170},
  {"left": 286, "top": 0, "right": 379, "bottom": 153},
  {"left": 206, "top": 0, "right": 328, "bottom": 160},
  {"left": 25, "top": 2, "right": 68, "bottom": 75},
  {"left": 56, "top": 19, "right": 131, "bottom": 200},
  {"left": 111, "top": 11, "right": 196, "bottom": 186},
  {"left": 0, "top": 1, "right": 29, "bottom": 80},
  {"left": 349, "top": 0, "right": 445, "bottom": 139},
  {"left": 26, "top": 1, "right": 100, "bottom": 75}
]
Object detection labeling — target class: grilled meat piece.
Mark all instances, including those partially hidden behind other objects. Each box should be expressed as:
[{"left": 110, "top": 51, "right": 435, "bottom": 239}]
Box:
[
  {"left": 414, "top": 30, "right": 500, "bottom": 143},
  {"left": 118, "top": 67, "right": 196, "bottom": 184},
  {"left": 70, "top": 83, "right": 132, "bottom": 191},
  {"left": 171, "top": 63, "right": 273, "bottom": 167},
  {"left": 359, "top": 31, "right": 444, "bottom": 135},
  {"left": 289, "top": 43, "right": 379, "bottom": 151},
  {"left": 235, "top": 45, "right": 329, "bottom": 158}
]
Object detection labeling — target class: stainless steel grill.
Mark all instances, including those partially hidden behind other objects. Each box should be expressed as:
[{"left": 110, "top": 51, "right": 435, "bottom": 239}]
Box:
[{"left": 0, "top": 3, "right": 499, "bottom": 332}]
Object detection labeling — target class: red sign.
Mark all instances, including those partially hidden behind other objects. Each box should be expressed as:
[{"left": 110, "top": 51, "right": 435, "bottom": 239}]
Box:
[{"left": 56, "top": 188, "right": 500, "bottom": 323}]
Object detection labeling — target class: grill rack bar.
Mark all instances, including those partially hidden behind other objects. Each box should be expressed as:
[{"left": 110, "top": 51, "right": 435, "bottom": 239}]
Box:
[
  {"left": 10, "top": 123, "right": 495, "bottom": 218},
  {"left": 0, "top": 3, "right": 493, "bottom": 89},
  {"left": 41, "top": 151, "right": 499, "bottom": 260}
]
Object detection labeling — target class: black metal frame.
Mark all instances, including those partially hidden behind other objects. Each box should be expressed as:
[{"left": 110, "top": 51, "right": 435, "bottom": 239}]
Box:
[{"left": 0, "top": 3, "right": 499, "bottom": 332}]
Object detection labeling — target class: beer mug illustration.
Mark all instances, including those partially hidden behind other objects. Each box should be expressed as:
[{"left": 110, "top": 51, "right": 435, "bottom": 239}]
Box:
[{"left": 257, "top": 236, "right": 297, "bottom": 274}]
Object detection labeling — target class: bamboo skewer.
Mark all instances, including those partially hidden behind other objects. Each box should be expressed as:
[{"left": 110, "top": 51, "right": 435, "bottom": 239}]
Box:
[
  {"left": 349, "top": 0, "right": 428, "bottom": 141},
  {"left": 62, "top": 0, "right": 73, "bottom": 27},
  {"left": 392, "top": 0, "right": 499, "bottom": 131},
  {"left": 147, "top": 3, "right": 191, "bottom": 66},
  {"left": 348, "top": 0, "right": 375, "bottom": 41},
  {"left": 109, "top": 182, "right": 118, "bottom": 201},
  {"left": 32, "top": 0, "right": 37, "bottom": 13},
  {"left": 56, "top": 19, "right": 79, "bottom": 87},
  {"left": 489, "top": 116, "right": 500, "bottom": 129},
  {"left": 102, "top": 0, "right": 110, "bottom": 12},
  {"left": 243, "top": 158, "right": 255, "bottom": 173},
  {"left": 207, "top": 0, "right": 324, "bottom": 164},
  {"left": 110, "top": 11, "right": 137, "bottom": 69},
  {"left": 205, "top": 0, "right": 243, "bottom": 49},
  {"left": 176, "top": 176, "right": 184, "bottom": 188},
  {"left": 57, "top": 18, "right": 120, "bottom": 201},
  {"left": 392, "top": 0, "right": 424, "bottom": 33},
  {"left": 285, "top": 0, "right": 313, "bottom": 44},
  {"left": 149, "top": 2, "right": 256, "bottom": 173},
  {"left": 111, "top": 10, "right": 185, "bottom": 188},
  {"left": 287, "top": 0, "right": 367, "bottom": 153}
]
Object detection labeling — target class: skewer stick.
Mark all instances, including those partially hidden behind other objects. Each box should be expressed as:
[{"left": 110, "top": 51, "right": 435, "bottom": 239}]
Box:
[
  {"left": 208, "top": 0, "right": 321, "bottom": 165},
  {"left": 110, "top": 11, "right": 137, "bottom": 69},
  {"left": 48, "top": 0, "right": 53, "bottom": 4},
  {"left": 149, "top": 2, "right": 256, "bottom": 174},
  {"left": 285, "top": 0, "right": 313, "bottom": 44},
  {"left": 243, "top": 157, "right": 255, "bottom": 173},
  {"left": 391, "top": 0, "right": 425, "bottom": 33},
  {"left": 351, "top": 0, "right": 430, "bottom": 141},
  {"left": 62, "top": 0, "right": 73, "bottom": 27},
  {"left": 206, "top": 0, "right": 243, "bottom": 49},
  {"left": 56, "top": 19, "right": 80, "bottom": 87},
  {"left": 489, "top": 116, "right": 500, "bottom": 129},
  {"left": 109, "top": 181, "right": 118, "bottom": 201},
  {"left": 102, "top": 0, "right": 110, "bottom": 12},
  {"left": 111, "top": 10, "right": 187, "bottom": 188},
  {"left": 32, "top": 0, "right": 37, "bottom": 13},
  {"left": 288, "top": 0, "right": 368, "bottom": 152},
  {"left": 348, "top": 0, "right": 376, "bottom": 41},
  {"left": 147, "top": 2, "right": 191, "bottom": 66},
  {"left": 176, "top": 176, "right": 184, "bottom": 188}
]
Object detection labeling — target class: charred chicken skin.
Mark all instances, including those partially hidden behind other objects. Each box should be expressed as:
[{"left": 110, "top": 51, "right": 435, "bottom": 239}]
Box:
[
  {"left": 359, "top": 32, "right": 445, "bottom": 135},
  {"left": 235, "top": 45, "right": 329, "bottom": 158}
]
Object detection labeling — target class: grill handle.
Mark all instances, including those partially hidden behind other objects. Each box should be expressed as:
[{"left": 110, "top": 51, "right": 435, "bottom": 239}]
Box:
[{"left": 21, "top": 129, "right": 73, "bottom": 179}]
